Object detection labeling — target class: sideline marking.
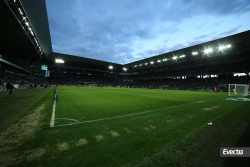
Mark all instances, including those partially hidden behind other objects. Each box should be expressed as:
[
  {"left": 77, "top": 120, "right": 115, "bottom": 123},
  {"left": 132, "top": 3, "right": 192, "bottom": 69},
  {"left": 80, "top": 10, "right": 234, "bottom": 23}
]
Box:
[
  {"left": 52, "top": 96, "right": 226, "bottom": 128},
  {"left": 50, "top": 100, "right": 56, "bottom": 127}
]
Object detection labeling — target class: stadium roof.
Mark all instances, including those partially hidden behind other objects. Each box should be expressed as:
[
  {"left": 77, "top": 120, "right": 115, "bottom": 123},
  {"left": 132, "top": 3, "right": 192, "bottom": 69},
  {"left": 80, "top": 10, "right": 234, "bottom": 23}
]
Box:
[
  {"left": 20, "top": 0, "right": 52, "bottom": 58},
  {"left": 125, "top": 30, "right": 250, "bottom": 69},
  {"left": 1, "top": 0, "right": 250, "bottom": 72}
]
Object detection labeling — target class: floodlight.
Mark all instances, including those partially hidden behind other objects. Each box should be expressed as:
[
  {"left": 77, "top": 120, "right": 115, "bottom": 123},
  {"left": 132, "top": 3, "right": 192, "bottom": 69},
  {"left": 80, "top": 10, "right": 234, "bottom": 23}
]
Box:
[
  {"left": 219, "top": 45, "right": 225, "bottom": 50},
  {"left": 204, "top": 48, "right": 213, "bottom": 54},
  {"left": 55, "top": 59, "right": 64, "bottom": 63},
  {"left": 172, "top": 56, "right": 177, "bottom": 60},
  {"left": 108, "top": 65, "right": 113, "bottom": 69},
  {"left": 192, "top": 52, "right": 198, "bottom": 55},
  {"left": 140, "top": 64, "right": 142, "bottom": 66},
  {"left": 157, "top": 60, "right": 161, "bottom": 62},
  {"left": 25, "top": 22, "right": 29, "bottom": 27},
  {"left": 123, "top": 67, "right": 127, "bottom": 71},
  {"left": 150, "top": 61, "right": 154, "bottom": 64},
  {"left": 179, "top": 55, "right": 185, "bottom": 58},
  {"left": 135, "top": 65, "right": 138, "bottom": 67},
  {"left": 145, "top": 63, "right": 148, "bottom": 65},
  {"left": 226, "top": 44, "right": 231, "bottom": 48},
  {"left": 14, "top": 0, "right": 16, "bottom": 2},
  {"left": 18, "top": 8, "right": 23, "bottom": 15}
]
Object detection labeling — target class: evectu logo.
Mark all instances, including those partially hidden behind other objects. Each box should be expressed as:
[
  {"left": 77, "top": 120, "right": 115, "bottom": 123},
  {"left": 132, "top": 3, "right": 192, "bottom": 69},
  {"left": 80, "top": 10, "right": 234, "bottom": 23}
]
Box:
[
  {"left": 223, "top": 149, "right": 243, "bottom": 155},
  {"left": 220, "top": 147, "right": 250, "bottom": 157}
]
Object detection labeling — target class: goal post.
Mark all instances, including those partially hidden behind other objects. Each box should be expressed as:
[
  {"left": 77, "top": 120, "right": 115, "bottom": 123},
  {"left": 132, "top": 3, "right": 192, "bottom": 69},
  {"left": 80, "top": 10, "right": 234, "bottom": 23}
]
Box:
[{"left": 228, "top": 84, "right": 249, "bottom": 97}]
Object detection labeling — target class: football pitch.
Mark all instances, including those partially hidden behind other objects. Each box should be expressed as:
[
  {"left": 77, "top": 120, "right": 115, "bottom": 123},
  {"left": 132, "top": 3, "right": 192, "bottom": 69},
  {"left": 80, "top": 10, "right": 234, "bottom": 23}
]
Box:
[
  {"left": 49, "top": 87, "right": 245, "bottom": 166},
  {"left": 1, "top": 87, "right": 250, "bottom": 167},
  {"left": 52, "top": 87, "right": 228, "bottom": 128}
]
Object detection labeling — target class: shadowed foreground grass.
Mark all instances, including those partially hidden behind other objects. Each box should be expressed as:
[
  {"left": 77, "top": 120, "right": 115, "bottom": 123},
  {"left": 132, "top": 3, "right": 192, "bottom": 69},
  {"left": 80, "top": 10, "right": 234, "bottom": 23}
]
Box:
[
  {"left": 0, "top": 87, "right": 249, "bottom": 167},
  {"left": 0, "top": 87, "right": 52, "bottom": 132}
]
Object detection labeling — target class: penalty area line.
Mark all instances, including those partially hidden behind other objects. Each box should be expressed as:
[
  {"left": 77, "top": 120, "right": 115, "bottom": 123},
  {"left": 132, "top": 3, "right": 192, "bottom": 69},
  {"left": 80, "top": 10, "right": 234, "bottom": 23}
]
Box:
[{"left": 52, "top": 96, "right": 226, "bottom": 128}]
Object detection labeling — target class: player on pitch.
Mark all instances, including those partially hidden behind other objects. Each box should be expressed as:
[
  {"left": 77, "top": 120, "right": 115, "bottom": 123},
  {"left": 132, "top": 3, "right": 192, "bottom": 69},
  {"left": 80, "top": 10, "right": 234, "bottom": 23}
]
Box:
[
  {"left": 214, "top": 86, "right": 217, "bottom": 94},
  {"left": 233, "top": 88, "right": 237, "bottom": 95}
]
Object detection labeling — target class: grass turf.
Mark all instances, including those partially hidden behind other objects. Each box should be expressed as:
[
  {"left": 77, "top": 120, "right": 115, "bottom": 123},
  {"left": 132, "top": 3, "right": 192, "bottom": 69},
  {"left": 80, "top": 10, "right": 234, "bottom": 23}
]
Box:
[
  {"left": 0, "top": 86, "right": 249, "bottom": 167},
  {"left": 0, "top": 87, "right": 52, "bottom": 132}
]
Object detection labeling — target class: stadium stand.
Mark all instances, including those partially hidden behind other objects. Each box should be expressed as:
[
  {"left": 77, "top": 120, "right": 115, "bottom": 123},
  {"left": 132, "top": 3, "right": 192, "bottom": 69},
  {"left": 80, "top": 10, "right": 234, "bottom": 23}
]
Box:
[
  {"left": 0, "top": 61, "right": 50, "bottom": 91},
  {"left": 45, "top": 60, "right": 250, "bottom": 91},
  {"left": 48, "top": 71, "right": 116, "bottom": 87}
]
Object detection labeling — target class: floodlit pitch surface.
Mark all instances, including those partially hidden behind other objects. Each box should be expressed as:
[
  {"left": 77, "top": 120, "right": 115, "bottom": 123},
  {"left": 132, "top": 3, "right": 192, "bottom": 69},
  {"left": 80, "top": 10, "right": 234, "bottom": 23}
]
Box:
[
  {"left": 1, "top": 87, "right": 249, "bottom": 167},
  {"left": 50, "top": 87, "right": 242, "bottom": 165},
  {"left": 53, "top": 87, "right": 226, "bottom": 127}
]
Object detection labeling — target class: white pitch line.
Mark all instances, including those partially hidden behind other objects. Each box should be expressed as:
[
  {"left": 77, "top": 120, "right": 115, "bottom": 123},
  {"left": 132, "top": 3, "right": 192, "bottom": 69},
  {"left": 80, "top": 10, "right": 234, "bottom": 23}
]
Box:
[
  {"left": 50, "top": 100, "right": 56, "bottom": 127},
  {"left": 55, "top": 118, "right": 81, "bottom": 123},
  {"left": 52, "top": 96, "right": 226, "bottom": 128}
]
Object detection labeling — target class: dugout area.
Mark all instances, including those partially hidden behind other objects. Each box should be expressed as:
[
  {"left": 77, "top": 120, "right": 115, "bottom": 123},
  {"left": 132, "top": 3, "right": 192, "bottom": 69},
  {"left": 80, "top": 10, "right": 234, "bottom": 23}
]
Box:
[{"left": 0, "top": 87, "right": 250, "bottom": 167}]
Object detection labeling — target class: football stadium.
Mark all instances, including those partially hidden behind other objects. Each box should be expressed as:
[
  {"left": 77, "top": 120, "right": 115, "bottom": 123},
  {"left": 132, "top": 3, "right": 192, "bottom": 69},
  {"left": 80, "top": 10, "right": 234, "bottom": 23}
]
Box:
[{"left": 0, "top": 0, "right": 250, "bottom": 166}]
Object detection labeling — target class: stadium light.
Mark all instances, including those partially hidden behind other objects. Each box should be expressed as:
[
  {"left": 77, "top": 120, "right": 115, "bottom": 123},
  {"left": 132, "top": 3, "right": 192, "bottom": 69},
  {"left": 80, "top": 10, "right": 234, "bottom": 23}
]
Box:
[
  {"left": 135, "top": 65, "right": 138, "bottom": 67},
  {"left": 172, "top": 56, "right": 177, "bottom": 60},
  {"left": 157, "top": 60, "right": 161, "bottom": 62},
  {"left": 123, "top": 67, "right": 127, "bottom": 71},
  {"left": 192, "top": 51, "right": 198, "bottom": 55},
  {"left": 108, "top": 65, "right": 113, "bottom": 69},
  {"left": 226, "top": 44, "right": 231, "bottom": 48},
  {"left": 30, "top": 30, "right": 34, "bottom": 36},
  {"left": 139, "top": 64, "right": 142, "bottom": 66},
  {"left": 25, "top": 22, "right": 29, "bottom": 27},
  {"left": 150, "top": 61, "right": 154, "bottom": 64},
  {"left": 145, "top": 63, "right": 148, "bottom": 65},
  {"left": 219, "top": 45, "right": 226, "bottom": 50},
  {"left": 55, "top": 59, "right": 64, "bottom": 63},
  {"left": 179, "top": 55, "right": 185, "bottom": 58},
  {"left": 18, "top": 8, "right": 23, "bottom": 15},
  {"left": 204, "top": 48, "right": 213, "bottom": 54}
]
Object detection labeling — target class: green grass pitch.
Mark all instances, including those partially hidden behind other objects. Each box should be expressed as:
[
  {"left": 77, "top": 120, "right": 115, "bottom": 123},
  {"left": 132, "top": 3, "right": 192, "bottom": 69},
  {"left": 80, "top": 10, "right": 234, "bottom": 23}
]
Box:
[
  {"left": 1, "top": 87, "right": 249, "bottom": 167},
  {"left": 53, "top": 87, "right": 227, "bottom": 127},
  {"left": 51, "top": 87, "right": 238, "bottom": 166}
]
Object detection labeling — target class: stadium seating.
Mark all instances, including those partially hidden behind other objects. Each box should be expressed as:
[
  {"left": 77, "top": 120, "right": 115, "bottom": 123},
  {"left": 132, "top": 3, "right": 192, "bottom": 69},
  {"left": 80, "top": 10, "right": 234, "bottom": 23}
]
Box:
[
  {"left": 45, "top": 61, "right": 250, "bottom": 91},
  {"left": 48, "top": 72, "right": 116, "bottom": 87},
  {"left": 0, "top": 64, "right": 47, "bottom": 91}
]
